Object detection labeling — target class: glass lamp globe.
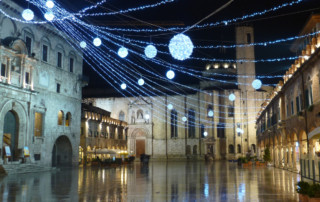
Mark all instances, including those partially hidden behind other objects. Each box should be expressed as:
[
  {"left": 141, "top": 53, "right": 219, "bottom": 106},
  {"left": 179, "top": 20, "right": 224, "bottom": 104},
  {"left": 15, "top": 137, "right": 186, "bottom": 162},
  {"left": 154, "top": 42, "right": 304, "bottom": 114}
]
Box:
[
  {"left": 169, "top": 33, "right": 194, "bottom": 61},
  {"left": 118, "top": 47, "right": 128, "bottom": 58},
  {"left": 144, "top": 45, "right": 157, "bottom": 58},
  {"left": 46, "top": 0, "right": 55, "bottom": 8},
  {"left": 203, "top": 131, "right": 208, "bottom": 137},
  {"left": 80, "top": 41, "right": 87, "bottom": 49},
  {"left": 22, "top": 9, "right": 34, "bottom": 21},
  {"left": 120, "top": 83, "right": 127, "bottom": 90},
  {"left": 252, "top": 79, "right": 262, "bottom": 89},
  {"left": 208, "top": 110, "right": 214, "bottom": 117},
  {"left": 44, "top": 11, "right": 55, "bottom": 21},
  {"left": 167, "top": 104, "right": 173, "bottom": 110},
  {"left": 93, "top": 37, "right": 102, "bottom": 47},
  {"left": 145, "top": 114, "right": 150, "bottom": 120},
  {"left": 166, "top": 70, "right": 175, "bottom": 79},
  {"left": 138, "top": 78, "right": 145, "bottom": 86},
  {"left": 229, "top": 93, "right": 236, "bottom": 101},
  {"left": 182, "top": 116, "right": 187, "bottom": 122}
]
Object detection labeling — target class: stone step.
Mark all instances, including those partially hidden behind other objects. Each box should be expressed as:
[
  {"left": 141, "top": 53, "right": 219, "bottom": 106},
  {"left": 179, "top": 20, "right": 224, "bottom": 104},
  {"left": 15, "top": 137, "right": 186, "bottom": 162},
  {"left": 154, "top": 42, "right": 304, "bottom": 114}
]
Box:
[{"left": 2, "top": 163, "right": 53, "bottom": 175}]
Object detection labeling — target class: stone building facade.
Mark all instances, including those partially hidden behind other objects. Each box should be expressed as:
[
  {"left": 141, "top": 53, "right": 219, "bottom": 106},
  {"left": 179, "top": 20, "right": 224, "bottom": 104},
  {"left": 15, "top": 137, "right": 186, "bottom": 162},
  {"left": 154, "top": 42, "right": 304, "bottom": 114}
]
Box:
[
  {"left": 79, "top": 103, "right": 127, "bottom": 163},
  {"left": 256, "top": 14, "right": 320, "bottom": 172},
  {"left": 0, "top": 0, "right": 84, "bottom": 166},
  {"left": 85, "top": 26, "right": 268, "bottom": 160}
]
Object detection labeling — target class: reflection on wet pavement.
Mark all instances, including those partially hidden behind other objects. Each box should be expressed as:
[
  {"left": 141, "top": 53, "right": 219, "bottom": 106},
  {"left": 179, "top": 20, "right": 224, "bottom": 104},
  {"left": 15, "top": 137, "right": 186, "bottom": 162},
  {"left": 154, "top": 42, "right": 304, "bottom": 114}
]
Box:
[{"left": 0, "top": 161, "right": 299, "bottom": 201}]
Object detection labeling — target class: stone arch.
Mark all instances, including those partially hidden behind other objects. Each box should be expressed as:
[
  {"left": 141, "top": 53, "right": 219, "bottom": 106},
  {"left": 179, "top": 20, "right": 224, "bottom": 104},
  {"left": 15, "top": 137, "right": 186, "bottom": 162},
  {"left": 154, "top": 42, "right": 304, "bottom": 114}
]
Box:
[
  {"left": 137, "top": 109, "right": 143, "bottom": 119},
  {"left": 130, "top": 128, "right": 149, "bottom": 157},
  {"left": 0, "top": 100, "right": 27, "bottom": 158},
  {"left": 68, "top": 50, "right": 78, "bottom": 61},
  {"left": 56, "top": 44, "right": 66, "bottom": 56},
  {"left": 65, "top": 112, "right": 71, "bottom": 126},
  {"left": 40, "top": 36, "right": 52, "bottom": 48},
  {"left": 0, "top": 17, "right": 17, "bottom": 37},
  {"left": 52, "top": 135, "right": 72, "bottom": 167}
]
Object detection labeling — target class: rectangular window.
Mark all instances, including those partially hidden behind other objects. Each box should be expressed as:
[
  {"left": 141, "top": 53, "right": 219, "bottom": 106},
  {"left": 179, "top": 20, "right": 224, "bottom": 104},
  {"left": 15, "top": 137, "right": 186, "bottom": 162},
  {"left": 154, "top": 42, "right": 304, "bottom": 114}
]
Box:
[
  {"left": 1, "top": 64, "right": 6, "bottom": 77},
  {"left": 69, "top": 58, "right": 74, "bottom": 73},
  {"left": 26, "top": 36, "right": 32, "bottom": 56},
  {"left": 56, "top": 83, "right": 60, "bottom": 93},
  {"left": 247, "top": 33, "right": 251, "bottom": 43},
  {"left": 286, "top": 104, "right": 289, "bottom": 117},
  {"left": 42, "top": 45, "right": 48, "bottom": 62},
  {"left": 291, "top": 100, "right": 294, "bottom": 115},
  {"left": 25, "top": 72, "right": 30, "bottom": 84},
  {"left": 228, "top": 106, "right": 234, "bottom": 117},
  {"left": 217, "top": 123, "right": 225, "bottom": 138},
  {"left": 57, "top": 52, "right": 62, "bottom": 68},
  {"left": 34, "top": 112, "right": 43, "bottom": 137}
]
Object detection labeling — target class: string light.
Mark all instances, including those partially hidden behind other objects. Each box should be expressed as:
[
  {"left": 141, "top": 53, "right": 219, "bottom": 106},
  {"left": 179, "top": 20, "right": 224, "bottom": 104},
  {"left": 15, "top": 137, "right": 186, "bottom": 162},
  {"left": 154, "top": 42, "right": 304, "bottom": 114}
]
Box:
[
  {"left": 182, "top": 116, "right": 187, "bottom": 122},
  {"left": 22, "top": 9, "right": 34, "bottom": 21},
  {"left": 203, "top": 131, "right": 208, "bottom": 137},
  {"left": 138, "top": 78, "right": 145, "bottom": 86},
  {"left": 208, "top": 110, "right": 214, "bottom": 117},
  {"left": 167, "top": 104, "right": 173, "bottom": 110},
  {"left": 169, "top": 34, "right": 194, "bottom": 61},
  {"left": 229, "top": 93, "right": 236, "bottom": 101},
  {"left": 166, "top": 70, "right": 175, "bottom": 79},
  {"left": 46, "top": 0, "right": 55, "bottom": 9},
  {"left": 93, "top": 37, "right": 102, "bottom": 47},
  {"left": 118, "top": 47, "right": 128, "bottom": 58},
  {"left": 121, "top": 83, "right": 127, "bottom": 89},
  {"left": 44, "top": 11, "right": 55, "bottom": 21},
  {"left": 144, "top": 45, "right": 157, "bottom": 59},
  {"left": 252, "top": 79, "right": 262, "bottom": 89},
  {"left": 80, "top": 41, "right": 87, "bottom": 48}
]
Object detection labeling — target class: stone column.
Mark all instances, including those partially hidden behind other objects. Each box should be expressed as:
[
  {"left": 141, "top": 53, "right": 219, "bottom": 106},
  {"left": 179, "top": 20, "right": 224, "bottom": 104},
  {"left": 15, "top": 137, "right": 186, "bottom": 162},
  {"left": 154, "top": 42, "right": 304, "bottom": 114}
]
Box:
[
  {"left": 287, "top": 145, "right": 292, "bottom": 170},
  {"left": 292, "top": 144, "right": 297, "bottom": 172},
  {"left": 283, "top": 146, "right": 287, "bottom": 169},
  {"left": 6, "top": 57, "right": 11, "bottom": 84}
]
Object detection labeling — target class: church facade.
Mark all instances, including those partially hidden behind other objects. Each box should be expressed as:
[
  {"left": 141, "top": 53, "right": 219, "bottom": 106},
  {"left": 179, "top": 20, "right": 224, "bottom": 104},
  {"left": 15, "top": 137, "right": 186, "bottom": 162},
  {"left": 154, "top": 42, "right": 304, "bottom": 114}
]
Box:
[
  {"left": 85, "top": 26, "right": 269, "bottom": 160},
  {"left": 0, "top": 0, "right": 84, "bottom": 166}
]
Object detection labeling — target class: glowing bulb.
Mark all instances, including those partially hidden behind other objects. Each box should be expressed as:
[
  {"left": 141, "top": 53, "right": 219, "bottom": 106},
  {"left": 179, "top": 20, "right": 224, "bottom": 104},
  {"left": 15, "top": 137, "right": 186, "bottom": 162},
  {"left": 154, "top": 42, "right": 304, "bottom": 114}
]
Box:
[
  {"left": 22, "top": 9, "right": 34, "bottom": 21},
  {"left": 144, "top": 45, "right": 157, "bottom": 58},
  {"left": 46, "top": 0, "right": 55, "bottom": 8},
  {"left": 120, "top": 83, "right": 126, "bottom": 89},
  {"left": 118, "top": 47, "right": 128, "bottom": 58},
  {"left": 138, "top": 78, "right": 145, "bottom": 86},
  {"left": 169, "top": 33, "right": 194, "bottom": 61},
  {"left": 166, "top": 70, "right": 175, "bottom": 79},
  {"left": 80, "top": 41, "right": 87, "bottom": 48},
  {"left": 252, "top": 79, "right": 262, "bottom": 89},
  {"left": 182, "top": 116, "right": 187, "bottom": 122},
  {"left": 93, "top": 37, "right": 102, "bottom": 47},
  {"left": 44, "top": 11, "right": 54, "bottom": 21},
  {"left": 167, "top": 104, "right": 173, "bottom": 110},
  {"left": 145, "top": 114, "right": 150, "bottom": 120},
  {"left": 229, "top": 93, "right": 236, "bottom": 101},
  {"left": 203, "top": 131, "right": 208, "bottom": 137},
  {"left": 208, "top": 110, "right": 213, "bottom": 117}
]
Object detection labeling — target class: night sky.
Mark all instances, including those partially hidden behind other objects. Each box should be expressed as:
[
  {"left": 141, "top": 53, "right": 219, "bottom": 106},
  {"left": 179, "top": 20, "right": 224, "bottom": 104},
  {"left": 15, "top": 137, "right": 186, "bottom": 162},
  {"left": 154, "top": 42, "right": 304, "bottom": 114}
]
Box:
[{"left": 16, "top": 0, "right": 320, "bottom": 96}]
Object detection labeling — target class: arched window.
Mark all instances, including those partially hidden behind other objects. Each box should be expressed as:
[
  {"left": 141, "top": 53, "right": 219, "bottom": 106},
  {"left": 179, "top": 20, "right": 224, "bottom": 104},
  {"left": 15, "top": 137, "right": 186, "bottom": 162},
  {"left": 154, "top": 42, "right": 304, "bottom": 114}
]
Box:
[
  {"left": 137, "top": 109, "right": 143, "bottom": 119},
  {"left": 65, "top": 112, "right": 71, "bottom": 126},
  {"left": 228, "top": 144, "right": 234, "bottom": 154},
  {"left": 170, "top": 110, "right": 178, "bottom": 138},
  {"left": 119, "top": 111, "right": 125, "bottom": 121},
  {"left": 237, "top": 144, "right": 241, "bottom": 153},
  {"left": 188, "top": 109, "right": 195, "bottom": 138},
  {"left": 58, "top": 110, "right": 64, "bottom": 125}
]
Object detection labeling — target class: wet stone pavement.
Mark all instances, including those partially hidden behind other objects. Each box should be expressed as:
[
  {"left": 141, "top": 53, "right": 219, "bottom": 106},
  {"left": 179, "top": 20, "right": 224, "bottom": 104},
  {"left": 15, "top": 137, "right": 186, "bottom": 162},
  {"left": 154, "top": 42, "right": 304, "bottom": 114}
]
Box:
[{"left": 0, "top": 161, "right": 299, "bottom": 202}]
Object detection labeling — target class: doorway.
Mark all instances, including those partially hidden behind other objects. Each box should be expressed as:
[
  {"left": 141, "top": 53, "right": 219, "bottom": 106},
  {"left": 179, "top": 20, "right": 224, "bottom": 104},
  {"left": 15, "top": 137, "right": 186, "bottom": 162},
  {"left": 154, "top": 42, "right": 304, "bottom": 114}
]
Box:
[
  {"left": 3, "top": 111, "right": 19, "bottom": 160},
  {"left": 52, "top": 136, "right": 72, "bottom": 167},
  {"left": 136, "top": 139, "right": 145, "bottom": 157}
]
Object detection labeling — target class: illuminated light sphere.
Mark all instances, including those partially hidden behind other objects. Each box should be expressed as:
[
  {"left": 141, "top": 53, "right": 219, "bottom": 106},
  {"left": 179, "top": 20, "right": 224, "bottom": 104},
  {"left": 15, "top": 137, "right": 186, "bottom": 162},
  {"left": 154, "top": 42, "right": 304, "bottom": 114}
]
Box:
[
  {"left": 236, "top": 128, "right": 244, "bottom": 134},
  {"left": 167, "top": 104, "right": 173, "bottom": 110},
  {"left": 203, "top": 131, "right": 208, "bottom": 137},
  {"left": 46, "top": 0, "right": 55, "bottom": 8},
  {"left": 144, "top": 45, "right": 157, "bottom": 58},
  {"left": 229, "top": 93, "right": 236, "bottom": 101},
  {"left": 169, "top": 33, "right": 194, "bottom": 61},
  {"left": 80, "top": 41, "right": 87, "bottom": 49},
  {"left": 145, "top": 114, "right": 150, "bottom": 120},
  {"left": 44, "top": 11, "right": 55, "bottom": 21},
  {"left": 182, "top": 116, "right": 187, "bottom": 122},
  {"left": 22, "top": 9, "right": 34, "bottom": 21},
  {"left": 118, "top": 47, "right": 128, "bottom": 58},
  {"left": 138, "top": 78, "right": 145, "bottom": 86},
  {"left": 120, "top": 83, "right": 127, "bottom": 90},
  {"left": 93, "top": 37, "right": 102, "bottom": 47},
  {"left": 252, "top": 79, "right": 262, "bottom": 90},
  {"left": 166, "top": 70, "right": 175, "bottom": 79},
  {"left": 208, "top": 110, "right": 214, "bottom": 117}
]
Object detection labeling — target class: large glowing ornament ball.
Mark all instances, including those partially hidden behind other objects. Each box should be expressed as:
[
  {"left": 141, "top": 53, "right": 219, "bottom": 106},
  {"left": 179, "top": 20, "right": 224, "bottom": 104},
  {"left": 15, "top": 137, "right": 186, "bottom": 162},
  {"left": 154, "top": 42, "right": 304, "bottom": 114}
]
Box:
[
  {"left": 80, "top": 41, "right": 87, "bottom": 49},
  {"left": 93, "top": 37, "right": 102, "bottom": 47},
  {"left": 208, "top": 110, "right": 214, "bottom": 117},
  {"left": 46, "top": 0, "right": 55, "bottom": 8},
  {"left": 229, "top": 93, "right": 236, "bottom": 101},
  {"left": 182, "top": 116, "right": 187, "bottom": 122},
  {"left": 22, "top": 9, "right": 34, "bottom": 21},
  {"left": 166, "top": 70, "right": 175, "bottom": 79},
  {"left": 118, "top": 47, "right": 128, "bottom": 58},
  {"left": 169, "top": 33, "right": 194, "bottom": 61},
  {"left": 252, "top": 79, "right": 262, "bottom": 90},
  {"left": 138, "top": 78, "right": 145, "bottom": 86},
  {"left": 120, "top": 83, "right": 127, "bottom": 90},
  {"left": 203, "top": 131, "right": 208, "bottom": 137},
  {"left": 44, "top": 11, "right": 55, "bottom": 21},
  {"left": 144, "top": 45, "right": 157, "bottom": 58},
  {"left": 167, "top": 104, "right": 173, "bottom": 110}
]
